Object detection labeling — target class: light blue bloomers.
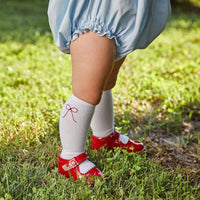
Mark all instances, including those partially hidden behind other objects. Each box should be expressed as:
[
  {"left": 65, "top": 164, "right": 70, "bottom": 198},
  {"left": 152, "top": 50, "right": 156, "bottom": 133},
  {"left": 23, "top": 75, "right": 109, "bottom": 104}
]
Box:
[{"left": 48, "top": 0, "right": 171, "bottom": 60}]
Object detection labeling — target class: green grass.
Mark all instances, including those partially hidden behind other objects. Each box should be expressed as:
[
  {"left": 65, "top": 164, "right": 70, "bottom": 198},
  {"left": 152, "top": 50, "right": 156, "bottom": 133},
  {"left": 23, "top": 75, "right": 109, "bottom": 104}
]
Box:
[{"left": 0, "top": 0, "right": 200, "bottom": 199}]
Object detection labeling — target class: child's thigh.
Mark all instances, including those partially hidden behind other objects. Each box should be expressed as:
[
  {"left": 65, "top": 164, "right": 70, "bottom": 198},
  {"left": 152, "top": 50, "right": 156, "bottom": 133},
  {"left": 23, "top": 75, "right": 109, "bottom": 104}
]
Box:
[{"left": 70, "top": 31, "right": 116, "bottom": 104}]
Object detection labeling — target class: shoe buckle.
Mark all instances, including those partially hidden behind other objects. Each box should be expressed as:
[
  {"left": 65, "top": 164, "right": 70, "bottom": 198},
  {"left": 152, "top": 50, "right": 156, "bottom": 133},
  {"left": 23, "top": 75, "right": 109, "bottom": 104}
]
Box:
[{"left": 62, "top": 158, "right": 78, "bottom": 171}]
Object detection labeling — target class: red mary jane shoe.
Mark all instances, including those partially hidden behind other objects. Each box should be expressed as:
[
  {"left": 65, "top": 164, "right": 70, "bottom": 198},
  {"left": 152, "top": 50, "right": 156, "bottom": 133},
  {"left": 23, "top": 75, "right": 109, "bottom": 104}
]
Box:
[
  {"left": 58, "top": 152, "right": 103, "bottom": 182},
  {"left": 92, "top": 130, "right": 144, "bottom": 153}
]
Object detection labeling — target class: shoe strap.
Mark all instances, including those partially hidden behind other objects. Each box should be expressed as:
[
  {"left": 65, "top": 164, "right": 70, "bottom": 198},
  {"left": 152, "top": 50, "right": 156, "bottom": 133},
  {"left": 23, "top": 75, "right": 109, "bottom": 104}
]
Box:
[
  {"left": 61, "top": 152, "right": 89, "bottom": 171},
  {"left": 113, "top": 129, "right": 120, "bottom": 140}
]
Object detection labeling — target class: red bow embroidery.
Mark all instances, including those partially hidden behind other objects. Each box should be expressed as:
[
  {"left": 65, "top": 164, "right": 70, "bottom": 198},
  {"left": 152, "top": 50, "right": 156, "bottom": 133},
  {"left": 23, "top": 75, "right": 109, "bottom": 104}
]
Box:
[{"left": 62, "top": 104, "right": 78, "bottom": 123}]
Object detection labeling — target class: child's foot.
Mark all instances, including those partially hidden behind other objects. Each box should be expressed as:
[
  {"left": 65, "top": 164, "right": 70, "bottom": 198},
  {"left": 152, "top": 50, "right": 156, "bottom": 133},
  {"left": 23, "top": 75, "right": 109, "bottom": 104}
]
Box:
[
  {"left": 58, "top": 152, "right": 103, "bottom": 182},
  {"left": 92, "top": 130, "right": 144, "bottom": 153}
]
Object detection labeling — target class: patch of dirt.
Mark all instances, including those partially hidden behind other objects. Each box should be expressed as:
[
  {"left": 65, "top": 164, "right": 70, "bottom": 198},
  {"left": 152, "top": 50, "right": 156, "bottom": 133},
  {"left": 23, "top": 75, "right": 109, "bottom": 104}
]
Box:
[{"left": 144, "top": 120, "right": 200, "bottom": 184}]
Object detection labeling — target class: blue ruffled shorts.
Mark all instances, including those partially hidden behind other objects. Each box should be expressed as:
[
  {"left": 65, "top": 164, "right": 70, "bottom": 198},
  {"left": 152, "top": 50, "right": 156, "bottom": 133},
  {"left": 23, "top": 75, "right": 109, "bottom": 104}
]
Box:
[{"left": 48, "top": 0, "right": 171, "bottom": 61}]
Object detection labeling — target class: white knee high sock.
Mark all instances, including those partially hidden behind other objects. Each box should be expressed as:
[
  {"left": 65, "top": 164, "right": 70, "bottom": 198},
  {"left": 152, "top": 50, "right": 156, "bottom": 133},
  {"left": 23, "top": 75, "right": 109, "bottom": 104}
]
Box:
[
  {"left": 91, "top": 90, "right": 114, "bottom": 137},
  {"left": 59, "top": 95, "right": 95, "bottom": 173}
]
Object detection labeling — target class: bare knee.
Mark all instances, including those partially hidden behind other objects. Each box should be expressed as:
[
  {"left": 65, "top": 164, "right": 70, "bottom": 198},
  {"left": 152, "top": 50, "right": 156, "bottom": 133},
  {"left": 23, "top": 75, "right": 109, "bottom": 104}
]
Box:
[
  {"left": 73, "top": 88, "right": 102, "bottom": 105},
  {"left": 104, "top": 77, "right": 117, "bottom": 90},
  {"left": 104, "top": 57, "right": 126, "bottom": 90}
]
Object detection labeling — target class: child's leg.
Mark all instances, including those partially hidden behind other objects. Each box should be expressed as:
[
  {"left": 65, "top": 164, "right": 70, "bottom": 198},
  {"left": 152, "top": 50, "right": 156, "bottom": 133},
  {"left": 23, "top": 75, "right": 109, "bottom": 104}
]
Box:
[
  {"left": 59, "top": 31, "right": 116, "bottom": 180},
  {"left": 91, "top": 58, "right": 144, "bottom": 152},
  {"left": 104, "top": 57, "right": 126, "bottom": 91},
  {"left": 90, "top": 58, "right": 125, "bottom": 137},
  {"left": 71, "top": 30, "right": 116, "bottom": 105}
]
